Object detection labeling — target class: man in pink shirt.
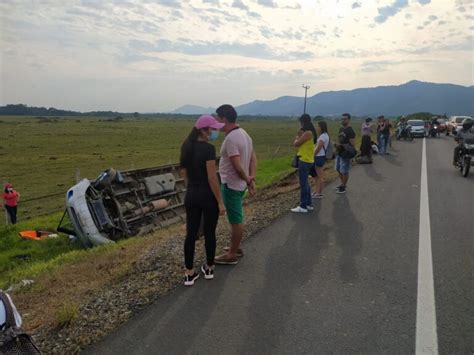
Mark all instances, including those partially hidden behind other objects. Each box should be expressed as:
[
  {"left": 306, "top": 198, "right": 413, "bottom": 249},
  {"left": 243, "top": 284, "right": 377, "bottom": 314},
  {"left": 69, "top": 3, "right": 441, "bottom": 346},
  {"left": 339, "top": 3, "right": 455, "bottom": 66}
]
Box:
[
  {"left": 3, "top": 183, "right": 20, "bottom": 224},
  {"left": 214, "top": 104, "right": 257, "bottom": 265}
]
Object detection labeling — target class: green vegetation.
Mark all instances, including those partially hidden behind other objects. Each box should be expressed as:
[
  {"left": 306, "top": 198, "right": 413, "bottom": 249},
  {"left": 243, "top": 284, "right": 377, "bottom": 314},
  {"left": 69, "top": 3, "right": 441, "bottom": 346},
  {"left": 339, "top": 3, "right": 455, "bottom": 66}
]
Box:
[
  {"left": 0, "top": 116, "right": 361, "bottom": 288},
  {"left": 55, "top": 302, "right": 79, "bottom": 328}
]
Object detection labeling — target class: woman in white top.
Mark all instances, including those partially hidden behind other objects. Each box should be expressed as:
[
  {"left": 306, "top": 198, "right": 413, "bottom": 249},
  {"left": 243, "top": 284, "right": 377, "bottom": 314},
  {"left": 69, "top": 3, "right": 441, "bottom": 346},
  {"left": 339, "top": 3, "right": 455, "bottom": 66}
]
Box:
[{"left": 312, "top": 121, "right": 330, "bottom": 199}]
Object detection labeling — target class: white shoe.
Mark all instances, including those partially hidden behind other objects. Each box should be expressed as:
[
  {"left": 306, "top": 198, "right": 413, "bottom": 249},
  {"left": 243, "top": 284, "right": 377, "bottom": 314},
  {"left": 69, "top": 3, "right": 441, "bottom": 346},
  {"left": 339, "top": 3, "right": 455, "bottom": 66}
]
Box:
[
  {"left": 306, "top": 205, "right": 314, "bottom": 211},
  {"left": 291, "top": 206, "right": 308, "bottom": 213},
  {"left": 312, "top": 193, "right": 323, "bottom": 199}
]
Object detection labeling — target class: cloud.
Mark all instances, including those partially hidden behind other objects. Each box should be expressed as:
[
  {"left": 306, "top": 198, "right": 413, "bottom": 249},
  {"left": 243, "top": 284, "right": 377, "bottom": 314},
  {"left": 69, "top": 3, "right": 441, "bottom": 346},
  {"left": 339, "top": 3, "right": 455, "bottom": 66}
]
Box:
[
  {"left": 248, "top": 11, "right": 261, "bottom": 19},
  {"left": 202, "top": 0, "right": 220, "bottom": 4},
  {"left": 232, "top": 0, "right": 249, "bottom": 11},
  {"left": 259, "top": 26, "right": 273, "bottom": 38},
  {"left": 352, "top": 2, "right": 361, "bottom": 9},
  {"left": 458, "top": 6, "right": 466, "bottom": 12},
  {"left": 360, "top": 59, "right": 435, "bottom": 73},
  {"left": 257, "top": 0, "right": 277, "bottom": 8},
  {"left": 129, "top": 39, "right": 314, "bottom": 61},
  {"left": 417, "top": 0, "right": 431, "bottom": 5},
  {"left": 438, "top": 20, "right": 446, "bottom": 25},
  {"left": 374, "top": 0, "right": 409, "bottom": 24},
  {"left": 156, "top": 0, "right": 182, "bottom": 8}
]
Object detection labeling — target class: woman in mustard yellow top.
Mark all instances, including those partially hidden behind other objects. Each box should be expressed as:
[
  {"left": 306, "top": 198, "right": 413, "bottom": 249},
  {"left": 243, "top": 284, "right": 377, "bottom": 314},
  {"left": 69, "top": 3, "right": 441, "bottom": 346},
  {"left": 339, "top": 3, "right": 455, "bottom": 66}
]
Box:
[{"left": 291, "top": 114, "right": 316, "bottom": 213}]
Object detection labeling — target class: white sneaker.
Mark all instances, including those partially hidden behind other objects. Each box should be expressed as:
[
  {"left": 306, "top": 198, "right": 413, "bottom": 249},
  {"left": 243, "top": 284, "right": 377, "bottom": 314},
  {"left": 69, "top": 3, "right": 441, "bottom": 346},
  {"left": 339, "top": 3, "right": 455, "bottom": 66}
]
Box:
[
  {"left": 306, "top": 205, "right": 314, "bottom": 211},
  {"left": 291, "top": 206, "right": 308, "bottom": 213}
]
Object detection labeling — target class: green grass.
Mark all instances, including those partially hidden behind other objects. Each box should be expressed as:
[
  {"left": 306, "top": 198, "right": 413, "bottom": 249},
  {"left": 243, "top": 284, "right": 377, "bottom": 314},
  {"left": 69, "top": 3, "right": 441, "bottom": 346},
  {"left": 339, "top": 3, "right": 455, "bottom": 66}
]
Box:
[{"left": 0, "top": 117, "right": 361, "bottom": 288}]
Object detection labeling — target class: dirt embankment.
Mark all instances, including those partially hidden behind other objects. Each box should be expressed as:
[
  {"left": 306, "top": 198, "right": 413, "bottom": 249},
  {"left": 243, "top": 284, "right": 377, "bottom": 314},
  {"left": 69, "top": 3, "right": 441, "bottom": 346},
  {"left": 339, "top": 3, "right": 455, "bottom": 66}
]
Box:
[{"left": 12, "top": 168, "right": 338, "bottom": 354}]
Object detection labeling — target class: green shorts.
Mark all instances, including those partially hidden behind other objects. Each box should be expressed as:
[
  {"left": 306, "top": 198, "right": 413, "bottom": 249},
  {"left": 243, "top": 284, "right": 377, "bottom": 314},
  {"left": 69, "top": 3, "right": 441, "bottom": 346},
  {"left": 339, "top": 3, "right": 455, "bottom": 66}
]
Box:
[{"left": 221, "top": 184, "right": 245, "bottom": 225}]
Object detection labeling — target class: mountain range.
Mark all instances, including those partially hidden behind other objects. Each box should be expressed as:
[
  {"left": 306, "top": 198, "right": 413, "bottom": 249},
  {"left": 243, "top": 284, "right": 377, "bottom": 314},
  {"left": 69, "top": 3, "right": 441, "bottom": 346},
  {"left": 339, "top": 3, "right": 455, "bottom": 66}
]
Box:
[{"left": 173, "top": 80, "right": 474, "bottom": 117}]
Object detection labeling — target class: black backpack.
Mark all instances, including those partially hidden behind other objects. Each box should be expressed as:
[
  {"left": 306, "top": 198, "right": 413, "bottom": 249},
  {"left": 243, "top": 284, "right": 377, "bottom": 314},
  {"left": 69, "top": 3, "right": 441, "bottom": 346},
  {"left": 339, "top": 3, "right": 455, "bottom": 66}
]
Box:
[{"left": 0, "top": 290, "right": 41, "bottom": 354}]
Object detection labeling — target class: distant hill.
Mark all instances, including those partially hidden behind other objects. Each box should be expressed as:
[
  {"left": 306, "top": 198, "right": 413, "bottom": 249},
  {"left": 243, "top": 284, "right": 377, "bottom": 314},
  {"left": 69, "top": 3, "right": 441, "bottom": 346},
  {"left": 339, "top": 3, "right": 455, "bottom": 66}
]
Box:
[
  {"left": 170, "top": 105, "right": 215, "bottom": 115},
  {"left": 235, "top": 80, "right": 474, "bottom": 117}
]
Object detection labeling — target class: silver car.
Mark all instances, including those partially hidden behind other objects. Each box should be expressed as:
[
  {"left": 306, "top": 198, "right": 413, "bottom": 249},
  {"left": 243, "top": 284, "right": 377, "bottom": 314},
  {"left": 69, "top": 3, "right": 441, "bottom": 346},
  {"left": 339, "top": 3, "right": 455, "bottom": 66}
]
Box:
[{"left": 407, "top": 120, "right": 426, "bottom": 137}]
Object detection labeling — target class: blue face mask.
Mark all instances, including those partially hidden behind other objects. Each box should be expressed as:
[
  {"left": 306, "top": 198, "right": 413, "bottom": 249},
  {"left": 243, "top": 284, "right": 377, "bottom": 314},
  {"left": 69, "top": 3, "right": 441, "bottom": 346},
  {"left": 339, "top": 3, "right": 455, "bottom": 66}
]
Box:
[{"left": 209, "top": 130, "right": 219, "bottom": 141}]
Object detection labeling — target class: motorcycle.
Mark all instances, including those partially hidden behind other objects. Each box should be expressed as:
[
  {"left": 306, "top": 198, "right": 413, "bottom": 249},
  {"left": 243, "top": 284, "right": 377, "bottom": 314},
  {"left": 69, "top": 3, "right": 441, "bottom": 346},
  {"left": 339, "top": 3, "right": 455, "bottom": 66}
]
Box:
[
  {"left": 455, "top": 138, "right": 474, "bottom": 177},
  {"left": 396, "top": 124, "right": 413, "bottom": 141},
  {"left": 429, "top": 123, "right": 440, "bottom": 138}
]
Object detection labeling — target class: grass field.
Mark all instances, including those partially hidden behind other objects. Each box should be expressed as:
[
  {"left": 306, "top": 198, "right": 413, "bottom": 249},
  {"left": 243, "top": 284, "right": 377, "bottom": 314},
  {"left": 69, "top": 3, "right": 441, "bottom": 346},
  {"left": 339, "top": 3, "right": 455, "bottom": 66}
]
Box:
[{"left": 0, "top": 116, "right": 361, "bottom": 288}]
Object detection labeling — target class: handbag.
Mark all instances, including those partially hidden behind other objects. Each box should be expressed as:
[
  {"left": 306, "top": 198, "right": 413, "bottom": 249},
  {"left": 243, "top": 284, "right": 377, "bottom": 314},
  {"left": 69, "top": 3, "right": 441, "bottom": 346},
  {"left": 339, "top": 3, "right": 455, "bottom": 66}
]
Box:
[
  {"left": 291, "top": 155, "right": 299, "bottom": 168},
  {"left": 339, "top": 144, "right": 357, "bottom": 159}
]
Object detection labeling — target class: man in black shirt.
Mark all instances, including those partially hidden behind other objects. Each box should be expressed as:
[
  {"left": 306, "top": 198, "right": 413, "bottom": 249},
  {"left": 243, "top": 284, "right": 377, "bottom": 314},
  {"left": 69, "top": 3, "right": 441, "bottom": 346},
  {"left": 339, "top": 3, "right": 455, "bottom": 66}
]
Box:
[{"left": 334, "top": 113, "right": 356, "bottom": 194}]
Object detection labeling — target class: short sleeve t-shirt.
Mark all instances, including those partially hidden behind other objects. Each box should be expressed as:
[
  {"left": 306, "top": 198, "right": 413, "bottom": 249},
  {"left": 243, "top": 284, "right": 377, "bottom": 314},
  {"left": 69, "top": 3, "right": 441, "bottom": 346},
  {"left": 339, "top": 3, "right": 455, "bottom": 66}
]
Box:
[
  {"left": 339, "top": 126, "right": 356, "bottom": 145},
  {"left": 361, "top": 123, "right": 373, "bottom": 136},
  {"left": 219, "top": 128, "right": 253, "bottom": 192},
  {"left": 185, "top": 141, "right": 216, "bottom": 186},
  {"left": 316, "top": 132, "right": 330, "bottom": 157},
  {"left": 381, "top": 123, "right": 391, "bottom": 135}
]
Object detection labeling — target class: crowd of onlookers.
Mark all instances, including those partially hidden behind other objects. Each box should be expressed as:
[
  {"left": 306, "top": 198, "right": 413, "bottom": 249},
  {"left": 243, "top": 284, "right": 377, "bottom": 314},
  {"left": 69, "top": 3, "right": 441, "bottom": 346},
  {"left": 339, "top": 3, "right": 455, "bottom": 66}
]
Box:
[
  {"left": 178, "top": 106, "right": 398, "bottom": 285},
  {"left": 289, "top": 113, "right": 392, "bottom": 213}
]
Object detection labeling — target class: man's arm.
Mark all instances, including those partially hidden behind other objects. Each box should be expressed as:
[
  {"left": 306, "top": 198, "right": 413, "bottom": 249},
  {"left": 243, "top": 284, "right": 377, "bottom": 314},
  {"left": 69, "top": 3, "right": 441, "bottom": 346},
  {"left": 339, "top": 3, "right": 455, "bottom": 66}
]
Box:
[
  {"left": 248, "top": 149, "right": 257, "bottom": 196},
  {"left": 229, "top": 155, "right": 250, "bottom": 183},
  {"left": 249, "top": 149, "right": 257, "bottom": 180}
]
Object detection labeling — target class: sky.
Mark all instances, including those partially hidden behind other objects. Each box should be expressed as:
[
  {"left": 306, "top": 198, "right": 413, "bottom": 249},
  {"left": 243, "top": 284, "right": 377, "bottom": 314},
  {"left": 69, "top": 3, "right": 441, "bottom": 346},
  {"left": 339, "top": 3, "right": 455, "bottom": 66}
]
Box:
[{"left": 0, "top": 0, "right": 473, "bottom": 112}]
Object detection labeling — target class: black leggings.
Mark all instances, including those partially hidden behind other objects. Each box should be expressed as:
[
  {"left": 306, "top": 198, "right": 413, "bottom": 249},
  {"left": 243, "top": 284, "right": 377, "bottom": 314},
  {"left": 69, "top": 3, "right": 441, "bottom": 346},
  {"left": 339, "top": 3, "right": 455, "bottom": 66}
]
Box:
[
  {"left": 184, "top": 186, "right": 219, "bottom": 270},
  {"left": 5, "top": 205, "right": 17, "bottom": 224}
]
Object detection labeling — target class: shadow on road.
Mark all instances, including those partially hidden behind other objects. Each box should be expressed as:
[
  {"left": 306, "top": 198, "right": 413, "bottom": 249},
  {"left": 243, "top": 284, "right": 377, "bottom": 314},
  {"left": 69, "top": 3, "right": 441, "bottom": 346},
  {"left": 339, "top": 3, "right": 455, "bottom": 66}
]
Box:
[
  {"left": 241, "top": 204, "right": 330, "bottom": 353},
  {"left": 147, "top": 261, "right": 227, "bottom": 354},
  {"left": 361, "top": 163, "right": 384, "bottom": 181},
  {"left": 332, "top": 195, "right": 363, "bottom": 283}
]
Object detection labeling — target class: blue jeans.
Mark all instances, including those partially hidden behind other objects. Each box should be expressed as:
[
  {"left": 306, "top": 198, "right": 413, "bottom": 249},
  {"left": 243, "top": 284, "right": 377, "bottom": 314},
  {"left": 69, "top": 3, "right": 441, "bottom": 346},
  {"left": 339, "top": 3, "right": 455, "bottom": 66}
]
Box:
[
  {"left": 298, "top": 161, "right": 313, "bottom": 209},
  {"left": 381, "top": 134, "right": 389, "bottom": 154},
  {"left": 379, "top": 135, "right": 387, "bottom": 154}
]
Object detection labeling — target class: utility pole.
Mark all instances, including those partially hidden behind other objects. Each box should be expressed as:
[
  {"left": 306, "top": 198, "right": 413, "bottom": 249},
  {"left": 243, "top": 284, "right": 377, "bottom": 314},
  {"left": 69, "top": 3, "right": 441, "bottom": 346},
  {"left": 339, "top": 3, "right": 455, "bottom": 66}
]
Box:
[{"left": 302, "top": 84, "right": 310, "bottom": 114}]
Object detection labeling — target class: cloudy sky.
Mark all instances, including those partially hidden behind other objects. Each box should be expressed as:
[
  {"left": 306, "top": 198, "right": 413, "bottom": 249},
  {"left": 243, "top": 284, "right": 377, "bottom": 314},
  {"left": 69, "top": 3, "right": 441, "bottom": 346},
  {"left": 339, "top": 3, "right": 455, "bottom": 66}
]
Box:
[{"left": 0, "top": 0, "right": 473, "bottom": 112}]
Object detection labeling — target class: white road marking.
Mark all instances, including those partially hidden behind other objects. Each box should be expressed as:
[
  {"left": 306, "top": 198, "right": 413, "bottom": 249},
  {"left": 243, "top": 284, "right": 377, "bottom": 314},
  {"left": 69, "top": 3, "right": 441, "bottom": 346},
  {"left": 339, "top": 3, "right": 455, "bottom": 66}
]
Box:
[{"left": 416, "top": 138, "right": 438, "bottom": 355}]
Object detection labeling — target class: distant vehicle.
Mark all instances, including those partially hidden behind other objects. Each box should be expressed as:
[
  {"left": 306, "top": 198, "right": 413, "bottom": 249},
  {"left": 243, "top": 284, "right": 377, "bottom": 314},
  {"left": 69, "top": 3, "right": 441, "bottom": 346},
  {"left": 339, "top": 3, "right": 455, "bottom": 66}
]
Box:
[
  {"left": 58, "top": 165, "right": 186, "bottom": 247},
  {"left": 396, "top": 123, "right": 413, "bottom": 140},
  {"left": 448, "top": 116, "right": 471, "bottom": 135},
  {"left": 436, "top": 118, "right": 447, "bottom": 133},
  {"left": 407, "top": 120, "right": 426, "bottom": 137}
]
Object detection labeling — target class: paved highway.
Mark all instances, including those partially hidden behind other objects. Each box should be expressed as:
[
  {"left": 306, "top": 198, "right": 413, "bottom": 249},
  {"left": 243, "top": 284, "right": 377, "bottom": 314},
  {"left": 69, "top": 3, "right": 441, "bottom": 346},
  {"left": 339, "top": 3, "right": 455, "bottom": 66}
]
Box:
[{"left": 87, "top": 136, "right": 473, "bottom": 355}]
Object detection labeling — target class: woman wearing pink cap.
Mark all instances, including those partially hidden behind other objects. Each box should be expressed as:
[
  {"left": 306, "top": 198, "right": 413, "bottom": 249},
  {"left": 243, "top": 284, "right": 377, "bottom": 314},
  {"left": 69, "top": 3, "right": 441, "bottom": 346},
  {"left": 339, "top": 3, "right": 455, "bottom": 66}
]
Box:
[
  {"left": 3, "top": 183, "right": 20, "bottom": 224},
  {"left": 180, "top": 115, "right": 226, "bottom": 286}
]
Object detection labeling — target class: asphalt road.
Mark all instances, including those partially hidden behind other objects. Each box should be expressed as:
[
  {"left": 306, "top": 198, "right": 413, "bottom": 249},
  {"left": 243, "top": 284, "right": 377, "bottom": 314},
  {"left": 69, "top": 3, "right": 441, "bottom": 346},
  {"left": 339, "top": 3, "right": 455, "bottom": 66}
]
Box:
[{"left": 87, "top": 135, "right": 473, "bottom": 355}]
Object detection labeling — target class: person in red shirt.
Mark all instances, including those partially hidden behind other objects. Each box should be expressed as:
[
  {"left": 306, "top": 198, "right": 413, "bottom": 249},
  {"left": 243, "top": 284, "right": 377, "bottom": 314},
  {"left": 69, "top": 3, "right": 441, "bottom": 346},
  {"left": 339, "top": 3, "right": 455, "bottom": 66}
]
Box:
[{"left": 3, "top": 183, "right": 20, "bottom": 224}]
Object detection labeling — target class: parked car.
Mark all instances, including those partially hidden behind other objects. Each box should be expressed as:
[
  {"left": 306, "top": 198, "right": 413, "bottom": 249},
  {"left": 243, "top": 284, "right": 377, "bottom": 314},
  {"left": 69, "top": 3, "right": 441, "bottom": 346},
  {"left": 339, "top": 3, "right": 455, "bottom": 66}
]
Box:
[
  {"left": 407, "top": 120, "right": 426, "bottom": 137},
  {"left": 58, "top": 165, "right": 186, "bottom": 247},
  {"left": 448, "top": 116, "right": 471, "bottom": 135}
]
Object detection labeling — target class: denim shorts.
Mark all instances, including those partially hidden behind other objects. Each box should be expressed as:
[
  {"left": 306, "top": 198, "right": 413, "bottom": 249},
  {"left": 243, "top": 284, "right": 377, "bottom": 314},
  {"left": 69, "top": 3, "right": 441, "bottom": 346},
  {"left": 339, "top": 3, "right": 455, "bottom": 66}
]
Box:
[
  {"left": 314, "top": 156, "right": 326, "bottom": 168},
  {"left": 335, "top": 155, "right": 351, "bottom": 174}
]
